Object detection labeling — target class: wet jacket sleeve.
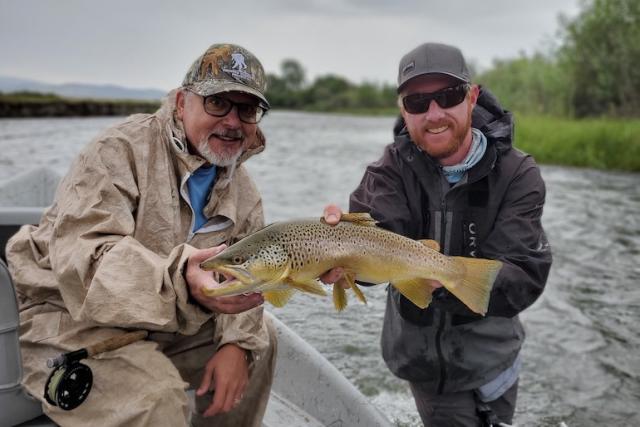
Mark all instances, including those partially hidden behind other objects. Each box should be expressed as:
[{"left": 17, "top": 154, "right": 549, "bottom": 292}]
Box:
[
  {"left": 46, "top": 140, "right": 211, "bottom": 335},
  {"left": 481, "top": 157, "right": 552, "bottom": 317}
]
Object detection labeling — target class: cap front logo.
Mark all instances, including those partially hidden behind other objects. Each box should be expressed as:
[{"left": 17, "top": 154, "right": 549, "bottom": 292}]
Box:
[
  {"left": 402, "top": 61, "right": 415, "bottom": 75},
  {"left": 223, "top": 52, "right": 253, "bottom": 83}
]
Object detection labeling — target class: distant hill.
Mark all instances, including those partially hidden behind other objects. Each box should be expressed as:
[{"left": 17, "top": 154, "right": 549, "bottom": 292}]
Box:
[{"left": 0, "top": 76, "right": 166, "bottom": 101}]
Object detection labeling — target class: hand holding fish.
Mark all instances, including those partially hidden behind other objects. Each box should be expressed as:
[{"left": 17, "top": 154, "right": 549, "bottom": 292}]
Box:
[
  {"left": 186, "top": 245, "right": 264, "bottom": 314},
  {"left": 319, "top": 204, "right": 349, "bottom": 288}
]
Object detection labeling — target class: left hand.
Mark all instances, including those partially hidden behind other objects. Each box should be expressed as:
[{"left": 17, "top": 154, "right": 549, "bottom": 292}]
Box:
[
  {"left": 319, "top": 204, "right": 349, "bottom": 288},
  {"left": 186, "top": 245, "right": 264, "bottom": 314},
  {"left": 197, "top": 343, "right": 250, "bottom": 417}
]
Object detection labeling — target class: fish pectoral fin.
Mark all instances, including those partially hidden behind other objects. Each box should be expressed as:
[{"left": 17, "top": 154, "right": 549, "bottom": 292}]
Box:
[
  {"left": 333, "top": 283, "right": 348, "bottom": 311},
  {"left": 442, "top": 258, "right": 503, "bottom": 315},
  {"left": 262, "top": 289, "right": 297, "bottom": 307},
  {"left": 339, "top": 212, "right": 377, "bottom": 227},
  {"left": 419, "top": 239, "right": 441, "bottom": 253},
  {"left": 339, "top": 271, "right": 367, "bottom": 305},
  {"left": 391, "top": 278, "right": 434, "bottom": 309},
  {"left": 284, "top": 278, "right": 327, "bottom": 296},
  {"left": 262, "top": 264, "right": 292, "bottom": 287}
]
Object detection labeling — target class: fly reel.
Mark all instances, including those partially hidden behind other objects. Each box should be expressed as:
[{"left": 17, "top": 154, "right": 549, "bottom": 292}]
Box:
[
  {"left": 44, "top": 360, "right": 93, "bottom": 410},
  {"left": 43, "top": 330, "right": 148, "bottom": 410}
]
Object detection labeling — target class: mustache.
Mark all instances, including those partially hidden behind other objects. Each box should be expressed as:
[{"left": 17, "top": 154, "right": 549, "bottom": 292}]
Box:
[
  {"left": 423, "top": 118, "right": 452, "bottom": 130},
  {"left": 213, "top": 129, "right": 244, "bottom": 140}
]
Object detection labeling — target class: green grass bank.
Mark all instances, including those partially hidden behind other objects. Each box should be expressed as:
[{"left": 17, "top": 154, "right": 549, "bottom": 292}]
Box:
[
  {"left": 514, "top": 115, "right": 640, "bottom": 172},
  {"left": 316, "top": 110, "right": 640, "bottom": 172}
]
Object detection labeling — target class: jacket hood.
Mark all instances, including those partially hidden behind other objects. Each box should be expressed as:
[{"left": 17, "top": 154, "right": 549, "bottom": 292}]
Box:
[{"left": 393, "top": 86, "right": 514, "bottom": 153}]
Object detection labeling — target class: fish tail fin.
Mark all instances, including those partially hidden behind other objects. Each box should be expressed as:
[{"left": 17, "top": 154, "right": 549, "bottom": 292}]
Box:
[
  {"left": 391, "top": 278, "right": 434, "bottom": 309},
  {"left": 443, "top": 258, "right": 503, "bottom": 315},
  {"left": 263, "top": 289, "right": 297, "bottom": 307}
]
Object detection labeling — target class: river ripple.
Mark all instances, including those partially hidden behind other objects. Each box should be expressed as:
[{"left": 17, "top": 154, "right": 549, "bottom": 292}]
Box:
[{"left": 1, "top": 112, "right": 638, "bottom": 426}]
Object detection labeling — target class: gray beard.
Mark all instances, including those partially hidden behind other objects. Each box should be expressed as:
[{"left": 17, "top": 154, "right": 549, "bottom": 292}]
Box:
[{"left": 197, "top": 138, "right": 242, "bottom": 167}]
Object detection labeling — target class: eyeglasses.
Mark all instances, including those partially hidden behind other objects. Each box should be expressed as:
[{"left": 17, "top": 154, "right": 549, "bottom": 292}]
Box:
[
  {"left": 184, "top": 88, "right": 267, "bottom": 124},
  {"left": 402, "top": 84, "right": 470, "bottom": 114}
]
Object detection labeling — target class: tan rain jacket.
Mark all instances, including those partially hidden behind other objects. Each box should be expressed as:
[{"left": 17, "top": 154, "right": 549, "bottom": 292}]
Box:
[{"left": 7, "top": 91, "right": 269, "bottom": 354}]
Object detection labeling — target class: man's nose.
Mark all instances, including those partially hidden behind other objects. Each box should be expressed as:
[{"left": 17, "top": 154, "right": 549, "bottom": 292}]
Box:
[
  {"left": 424, "top": 100, "right": 445, "bottom": 120},
  {"left": 221, "top": 105, "right": 242, "bottom": 127}
]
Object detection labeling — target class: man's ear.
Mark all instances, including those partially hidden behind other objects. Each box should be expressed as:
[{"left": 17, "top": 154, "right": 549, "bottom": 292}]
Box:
[
  {"left": 468, "top": 84, "right": 480, "bottom": 106},
  {"left": 176, "top": 90, "right": 185, "bottom": 120}
]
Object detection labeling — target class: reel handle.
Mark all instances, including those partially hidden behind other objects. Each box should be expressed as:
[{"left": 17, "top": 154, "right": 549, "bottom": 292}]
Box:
[{"left": 86, "top": 330, "right": 149, "bottom": 357}]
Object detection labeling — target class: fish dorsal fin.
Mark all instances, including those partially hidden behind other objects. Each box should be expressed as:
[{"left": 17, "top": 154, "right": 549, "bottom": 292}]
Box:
[
  {"left": 391, "top": 278, "right": 434, "bottom": 309},
  {"left": 263, "top": 289, "right": 297, "bottom": 307},
  {"left": 339, "top": 212, "right": 377, "bottom": 227},
  {"left": 419, "top": 239, "right": 441, "bottom": 252}
]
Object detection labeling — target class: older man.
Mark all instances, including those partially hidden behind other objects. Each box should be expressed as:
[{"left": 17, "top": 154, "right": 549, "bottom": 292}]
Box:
[
  {"left": 323, "top": 43, "right": 552, "bottom": 426},
  {"left": 7, "top": 43, "right": 275, "bottom": 426}
]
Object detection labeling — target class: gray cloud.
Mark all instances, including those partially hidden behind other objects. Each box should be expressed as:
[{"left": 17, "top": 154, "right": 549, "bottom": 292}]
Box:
[{"left": 0, "top": 0, "right": 581, "bottom": 91}]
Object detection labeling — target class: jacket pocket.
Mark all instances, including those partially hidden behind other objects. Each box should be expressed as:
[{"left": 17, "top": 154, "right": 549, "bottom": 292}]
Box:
[{"left": 20, "top": 311, "right": 62, "bottom": 343}]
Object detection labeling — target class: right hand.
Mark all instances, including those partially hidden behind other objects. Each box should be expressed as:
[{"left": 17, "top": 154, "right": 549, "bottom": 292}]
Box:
[
  {"left": 185, "top": 245, "right": 264, "bottom": 314},
  {"left": 197, "top": 344, "right": 249, "bottom": 417},
  {"left": 319, "top": 204, "right": 349, "bottom": 288}
]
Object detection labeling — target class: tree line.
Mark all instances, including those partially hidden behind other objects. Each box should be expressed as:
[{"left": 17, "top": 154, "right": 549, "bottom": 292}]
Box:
[{"left": 265, "top": 0, "right": 639, "bottom": 118}]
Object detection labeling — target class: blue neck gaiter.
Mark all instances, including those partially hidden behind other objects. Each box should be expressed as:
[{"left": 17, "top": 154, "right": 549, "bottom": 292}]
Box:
[
  {"left": 441, "top": 128, "right": 487, "bottom": 184},
  {"left": 187, "top": 164, "right": 217, "bottom": 231}
]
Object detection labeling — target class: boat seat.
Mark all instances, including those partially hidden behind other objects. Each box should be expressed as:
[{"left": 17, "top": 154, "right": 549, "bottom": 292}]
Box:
[{"left": 0, "top": 259, "right": 55, "bottom": 426}]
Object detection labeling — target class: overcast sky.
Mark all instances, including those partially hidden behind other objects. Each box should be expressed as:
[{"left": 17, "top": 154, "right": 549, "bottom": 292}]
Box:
[{"left": 0, "top": 0, "right": 582, "bottom": 91}]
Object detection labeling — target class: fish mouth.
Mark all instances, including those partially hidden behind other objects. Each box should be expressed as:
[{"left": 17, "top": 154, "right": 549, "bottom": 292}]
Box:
[{"left": 210, "top": 264, "right": 255, "bottom": 286}]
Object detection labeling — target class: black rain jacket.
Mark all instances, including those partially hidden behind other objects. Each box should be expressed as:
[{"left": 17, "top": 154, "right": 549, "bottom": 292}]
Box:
[{"left": 349, "top": 87, "right": 552, "bottom": 394}]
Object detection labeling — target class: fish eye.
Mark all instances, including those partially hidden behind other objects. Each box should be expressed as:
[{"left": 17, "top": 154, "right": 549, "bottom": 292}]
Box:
[{"left": 232, "top": 255, "right": 244, "bottom": 264}]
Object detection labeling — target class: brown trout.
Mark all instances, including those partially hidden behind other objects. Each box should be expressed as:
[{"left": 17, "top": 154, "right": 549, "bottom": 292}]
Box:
[{"left": 200, "top": 213, "right": 502, "bottom": 314}]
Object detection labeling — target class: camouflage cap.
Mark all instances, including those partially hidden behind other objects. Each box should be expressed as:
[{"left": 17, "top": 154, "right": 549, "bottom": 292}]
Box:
[{"left": 182, "top": 43, "right": 269, "bottom": 108}]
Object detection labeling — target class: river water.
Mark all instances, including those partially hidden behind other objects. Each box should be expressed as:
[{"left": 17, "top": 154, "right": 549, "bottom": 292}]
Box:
[{"left": 1, "top": 112, "right": 638, "bottom": 426}]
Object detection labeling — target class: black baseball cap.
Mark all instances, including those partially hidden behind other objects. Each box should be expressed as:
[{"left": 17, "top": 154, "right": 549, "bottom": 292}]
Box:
[{"left": 397, "top": 43, "right": 471, "bottom": 93}]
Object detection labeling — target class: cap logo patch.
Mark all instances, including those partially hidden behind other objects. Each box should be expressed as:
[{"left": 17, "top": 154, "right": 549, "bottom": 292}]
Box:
[
  {"left": 198, "top": 45, "right": 232, "bottom": 79},
  {"left": 402, "top": 61, "right": 415, "bottom": 75},
  {"left": 223, "top": 52, "right": 253, "bottom": 83}
]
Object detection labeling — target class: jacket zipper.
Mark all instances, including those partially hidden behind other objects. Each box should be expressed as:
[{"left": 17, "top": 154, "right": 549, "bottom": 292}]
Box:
[
  {"left": 436, "top": 180, "right": 449, "bottom": 394},
  {"left": 179, "top": 172, "right": 196, "bottom": 241}
]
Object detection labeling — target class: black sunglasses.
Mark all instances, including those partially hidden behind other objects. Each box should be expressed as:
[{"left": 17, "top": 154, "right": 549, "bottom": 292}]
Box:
[
  {"left": 184, "top": 88, "right": 267, "bottom": 124},
  {"left": 402, "top": 84, "right": 470, "bottom": 114}
]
